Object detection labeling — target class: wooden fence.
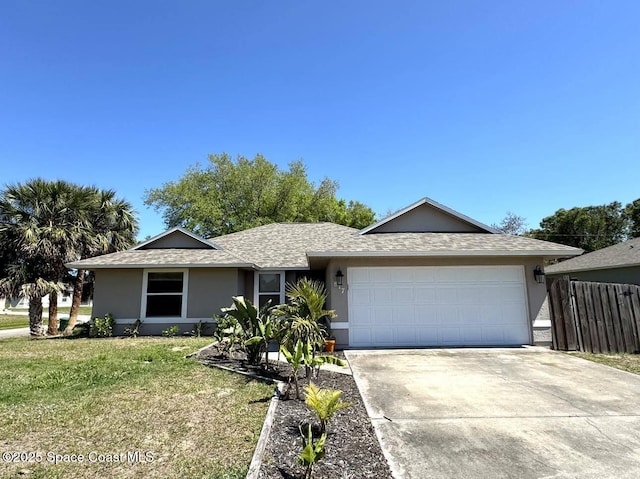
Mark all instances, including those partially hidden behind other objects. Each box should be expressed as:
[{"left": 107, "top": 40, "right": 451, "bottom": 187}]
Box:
[{"left": 547, "top": 278, "right": 640, "bottom": 353}]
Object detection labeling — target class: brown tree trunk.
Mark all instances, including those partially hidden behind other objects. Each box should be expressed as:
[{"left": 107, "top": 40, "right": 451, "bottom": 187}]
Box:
[
  {"left": 47, "top": 290, "right": 58, "bottom": 335},
  {"left": 65, "top": 269, "right": 85, "bottom": 335},
  {"left": 29, "top": 296, "right": 44, "bottom": 337}
]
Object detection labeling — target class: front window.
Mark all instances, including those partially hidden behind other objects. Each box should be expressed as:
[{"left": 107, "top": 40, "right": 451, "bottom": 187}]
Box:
[
  {"left": 257, "top": 272, "right": 284, "bottom": 308},
  {"left": 143, "top": 270, "right": 187, "bottom": 318}
]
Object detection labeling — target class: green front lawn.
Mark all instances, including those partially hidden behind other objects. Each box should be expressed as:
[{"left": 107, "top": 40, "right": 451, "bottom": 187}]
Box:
[
  {"left": 7, "top": 305, "right": 94, "bottom": 315},
  {"left": 0, "top": 314, "right": 43, "bottom": 330},
  {"left": 0, "top": 337, "right": 274, "bottom": 479},
  {"left": 571, "top": 352, "right": 640, "bottom": 375}
]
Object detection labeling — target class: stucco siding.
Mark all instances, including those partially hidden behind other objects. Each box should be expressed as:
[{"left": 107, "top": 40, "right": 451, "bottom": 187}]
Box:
[
  {"left": 373, "top": 204, "right": 485, "bottom": 233},
  {"left": 187, "top": 268, "right": 238, "bottom": 318},
  {"left": 547, "top": 266, "right": 640, "bottom": 286},
  {"left": 139, "top": 231, "right": 212, "bottom": 249},
  {"left": 326, "top": 256, "right": 546, "bottom": 347},
  {"left": 93, "top": 269, "right": 143, "bottom": 319}
]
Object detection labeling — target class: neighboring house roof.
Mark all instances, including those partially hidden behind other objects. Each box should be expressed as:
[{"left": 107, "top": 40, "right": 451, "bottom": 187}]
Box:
[
  {"left": 358, "top": 197, "right": 500, "bottom": 234},
  {"left": 545, "top": 237, "right": 640, "bottom": 275}
]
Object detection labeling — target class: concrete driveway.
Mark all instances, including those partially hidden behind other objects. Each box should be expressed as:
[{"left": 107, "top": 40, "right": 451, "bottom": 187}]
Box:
[{"left": 345, "top": 348, "right": 640, "bottom": 479}]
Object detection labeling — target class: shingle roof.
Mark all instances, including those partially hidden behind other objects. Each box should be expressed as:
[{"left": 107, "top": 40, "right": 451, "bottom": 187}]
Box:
[
  {"left": 306, "top": 232, "right": 582, "bottom": 257},
  {"left": 545, "top": 237, "right": 640, "bottom": 274},
  {"left": 67, "top": 222, "right": 582, "bottom": 270},
  {"left": 66, "top": 249, "right": 254, "bottom": 269},
  {"left": 213, "top": 223, "right": 358, "bottom": 268}
]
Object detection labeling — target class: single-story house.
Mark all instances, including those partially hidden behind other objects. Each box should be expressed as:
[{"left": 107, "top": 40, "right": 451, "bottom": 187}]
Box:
[
  {"left": 67, "top": 197, "right": 581, "bottom": 347},
  {"left": 545, "top": 237, "right": 640, "bottom": 285}
]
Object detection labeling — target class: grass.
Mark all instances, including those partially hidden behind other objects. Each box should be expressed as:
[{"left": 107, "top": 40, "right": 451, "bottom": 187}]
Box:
[
  {"left": 0, "top": 337, "right": 274, "bottom": 479},
  {"left": 0, "top": 307, "right": 94, "bottom": 330},
  {"left": 0, "top": 314, "right": 44, "bottom": 330},
  {"left": 7, "top": 306, "right": 94, "bottom": 315},
  {"left": 571, "top": 352, "right": 640, "bottom": 375}
]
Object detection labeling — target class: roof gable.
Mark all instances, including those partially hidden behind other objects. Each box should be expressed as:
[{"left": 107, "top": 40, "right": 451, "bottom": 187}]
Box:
[
  {"left": 133, "top": 227, "right": 219, "bottom": 250},
  {"left": 360, "top": 197, "right": 498, "bottom": 235}
]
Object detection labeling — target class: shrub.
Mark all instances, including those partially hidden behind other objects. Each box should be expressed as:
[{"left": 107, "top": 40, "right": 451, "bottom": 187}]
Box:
[
  {"left": 162, "top": 325, "right": 180, "bottom": 337},
  {"left": 89, "top": 313, "right": 114, "bottom": 338},
  {"left": 123, "top": 319, "right": 142, "bottom": 338}
]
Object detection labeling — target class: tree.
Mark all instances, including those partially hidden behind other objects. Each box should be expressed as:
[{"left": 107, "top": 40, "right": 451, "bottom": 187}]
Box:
[
  {"left": 624, "top": 199, "right": 640, "bottom": 239},
  {"left": 0, "top": 179, "right": 137, "bottom": 336},
  {"left": 0, "top": 179, "right": 92, "bottom": 334},
  {"left": 492, "top": 212, "right": 527, "bottom": 235},
  {"left": 528, "top": 202, "right": 627, "bottom": 252},
  {"left": 144, "top": 153, "right": 376, "bottom": 236},
  {"left": 65, "top": 189, "right": 137, "bottom": 334}
]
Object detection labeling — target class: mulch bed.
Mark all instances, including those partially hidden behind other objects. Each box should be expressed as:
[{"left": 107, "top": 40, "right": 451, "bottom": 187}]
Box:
[{"left": 196, "top": 345, "right": 393, "bottom": 479}]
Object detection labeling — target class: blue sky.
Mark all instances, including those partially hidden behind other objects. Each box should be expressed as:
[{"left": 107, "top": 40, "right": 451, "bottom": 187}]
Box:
[{"left": 1, "top": 1, "right": 638, "bottom": 240}]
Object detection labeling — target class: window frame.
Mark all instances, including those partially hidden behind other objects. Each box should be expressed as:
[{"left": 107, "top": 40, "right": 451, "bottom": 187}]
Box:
[
  {"left": 254, "top": 271, "right": 285, "bottom": 308},
  {"left": 141, "top": 269, "right": 189, "bottom": 320}
]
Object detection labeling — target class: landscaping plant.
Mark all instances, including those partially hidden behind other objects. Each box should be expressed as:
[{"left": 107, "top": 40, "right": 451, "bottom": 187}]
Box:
[
  {"left": 304, "top": 383, "right": 351, "bottom": 434},
  {"left": 89, "top": 313, "right": 114, "bottom": 337},
  {"left": 298, "top": 424, "right": 327, "bottom": 479},
  {"left": 123, "top": 318, "right": 142, "bottom": 337},
  {"left": 162, "top": 325, "right": 180, "bottom": 337},
  {"left": 218, "top": 296, "right": 276, "bottom": 365},
  {"left": 280, "top": 339, "right": 305, "bottom": 399}
]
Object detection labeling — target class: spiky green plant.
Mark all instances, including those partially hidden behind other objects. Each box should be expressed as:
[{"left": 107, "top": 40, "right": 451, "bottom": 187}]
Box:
[
  {"left": 298, "top": 424, "right": 326, "bottom": 479},
  {"left": 304, "top": 382, "right": 351, "bottom": 434}
]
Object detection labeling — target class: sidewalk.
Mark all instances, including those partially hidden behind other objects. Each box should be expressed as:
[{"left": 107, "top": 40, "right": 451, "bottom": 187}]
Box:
[{"left": 0, "top": 327, "right": 29, "bottom": 339}]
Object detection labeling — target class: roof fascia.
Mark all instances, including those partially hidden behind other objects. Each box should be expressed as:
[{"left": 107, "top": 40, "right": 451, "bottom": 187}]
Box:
[
  {"left": 65, "top": 261, "right": 259, "bottom": 270},
  {"left": 358, "top": 197, "right": 500, "bottom": 235},
  {"left": 307, "top": 249, "right": 583, "bottom": 259}
]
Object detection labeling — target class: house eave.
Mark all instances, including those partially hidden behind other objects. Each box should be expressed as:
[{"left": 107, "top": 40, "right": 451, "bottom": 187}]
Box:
[
  {"left": 307, "top": 250, "right": 582, "bottom": 259},
  {"left": 65, "top": 262, "right": 259, "bottom": 270}
]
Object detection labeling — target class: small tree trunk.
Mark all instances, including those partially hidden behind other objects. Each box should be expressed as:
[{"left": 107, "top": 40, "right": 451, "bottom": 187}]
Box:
[
  {"left": 29, "top": 297, "right": 44, "bottom": 337},
  {"left": 47, "top": 290, "right": 58, "bottom": 335},
  {"left": 65, "top": 269, "right": 85, "bottom": 335}
]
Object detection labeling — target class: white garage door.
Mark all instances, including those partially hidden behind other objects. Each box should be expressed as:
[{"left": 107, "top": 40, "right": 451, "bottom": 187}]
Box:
[{"left": 348, "top": 266, "right": 530, "bottom": 347}]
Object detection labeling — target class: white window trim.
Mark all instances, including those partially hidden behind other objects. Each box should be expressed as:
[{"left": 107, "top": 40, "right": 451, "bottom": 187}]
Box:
[
  {"left": 254, "top": 271, "right": 286, "bottom": 306},
  {"left": 141, "top": 268, "right": 189, "bottom": 320}
]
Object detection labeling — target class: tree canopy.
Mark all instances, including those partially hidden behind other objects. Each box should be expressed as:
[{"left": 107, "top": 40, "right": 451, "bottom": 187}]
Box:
[
  {"left": 528, "top": 200, "right": 638, "bottom": 252},
  {"left": 144, "top": 153, "right": 377, "bottom": 237},
  {"left": 0, "top": 179, "right": 137, "bottom": 335},
  {"left": 491, "top": 212, "right": 527, "bottom": 235}
]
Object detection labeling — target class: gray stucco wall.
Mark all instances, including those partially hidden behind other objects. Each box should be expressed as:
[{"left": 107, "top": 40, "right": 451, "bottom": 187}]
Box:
[
  {"left": 325, "top": 256, "right": 547, "bottom": 347},
  {"left": 547, "top": 266, "right": 640, "bottom": 286},
  {"left": 139, "top": 231, "right": 211, "bottom": 249},
  {"left": 373, "top": 204, "right": 485, "bottom": 233},
  {"left": 187, "top": 268, "right": 238, "bottom": 318},
  {"left": 93, "top": 269, "right": 143, "bottom": 319},
  {"left": 93, "top": 267, "right": 239, "bottom": 335}
]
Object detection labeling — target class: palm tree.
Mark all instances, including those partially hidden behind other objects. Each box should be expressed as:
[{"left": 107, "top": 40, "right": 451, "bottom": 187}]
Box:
[
  {"left": 64, "top": 189, "right": 137, "bottom": 334},
  {"left": 0, "top": 179, "right": 110, "bottom": 336}
]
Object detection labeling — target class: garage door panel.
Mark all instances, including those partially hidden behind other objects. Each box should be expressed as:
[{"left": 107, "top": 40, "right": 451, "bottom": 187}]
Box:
[
  {"left": 393, "top": 305, "right": 414, "bottom": 324},
  {"left": 439, "top": 327, "right": 463, "bottom": 344},
  {"left": 348, "top": 266, "right": 530, "bottom": 347},
  {"left": 351, "top": 287, "right": 371, "bottom": 304},
  {"left": 393, "top": 287, "right": 414, "bottom": 302},
  {"left": 395, "top": 328, "right": 416, "bottom": 345},
  {"left": 414, "top": 287, "right": 437, "bottom": 303}
]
